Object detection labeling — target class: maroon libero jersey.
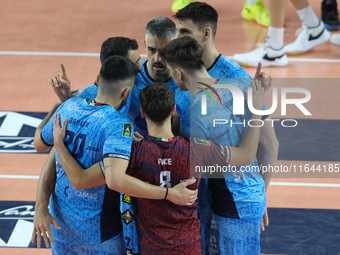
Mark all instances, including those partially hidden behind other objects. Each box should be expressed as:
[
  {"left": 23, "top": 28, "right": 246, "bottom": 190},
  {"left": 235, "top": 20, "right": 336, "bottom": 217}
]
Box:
[{"left": 127, "top": 135, "right": 230, "bottom": 255}]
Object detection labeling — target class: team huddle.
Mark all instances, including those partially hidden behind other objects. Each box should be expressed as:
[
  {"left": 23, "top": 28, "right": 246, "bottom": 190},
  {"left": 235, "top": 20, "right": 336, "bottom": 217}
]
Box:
[{"left": 32, "top": 2, "right": 279, "bottom": 255}]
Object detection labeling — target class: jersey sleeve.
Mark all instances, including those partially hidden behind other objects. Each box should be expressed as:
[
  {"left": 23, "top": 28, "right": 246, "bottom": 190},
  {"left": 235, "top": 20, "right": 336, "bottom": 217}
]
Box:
[
  {"left": 103, "top": 121, "right": 134, "bottom": 160},
  {"left": 190, "top": 137, "right": 231, "bottom": 177},
  {"left": 41, "top": 108, "right": 61, "bottom": 146}
]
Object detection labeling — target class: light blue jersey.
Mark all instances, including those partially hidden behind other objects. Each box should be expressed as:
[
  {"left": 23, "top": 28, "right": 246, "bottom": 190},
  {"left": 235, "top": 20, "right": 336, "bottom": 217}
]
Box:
[
  {"left": 76, "top": 83, "right": 131, "bottom": 117},
  {"left": 41, "top": 97, "right": 134, "bottom": 249},
  {"left": 190, "top": 82, "right": 266, "bottom": 218},
  {"left": 128, "top": 60, "right": 190, "bottom": 136}
]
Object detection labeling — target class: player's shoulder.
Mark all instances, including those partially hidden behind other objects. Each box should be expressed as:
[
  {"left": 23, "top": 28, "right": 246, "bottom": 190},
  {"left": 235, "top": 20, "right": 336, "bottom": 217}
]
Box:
[
  {"left": 62, "top": 95, "right": 84, "bottom": 108},
  {"left": 76, "top": 83, "right": 98, "bottom": 98},
  {"left": 106, "top": 111, "right": 133, "bottom": 134},
  {"left": 216, "top": 54, "right": 241, "bottom": 68},
  {"left": 176, "top": 136, "right": 190, "bottom": 144},
  {"left": 168, "top": 136, "right": 191, "bottom": 153},
  {"left": 106, "top": 110, "right": 131, "bottom": 125},
  {"left": 209, "top": 54, "right": 251, "bottom": 79}
]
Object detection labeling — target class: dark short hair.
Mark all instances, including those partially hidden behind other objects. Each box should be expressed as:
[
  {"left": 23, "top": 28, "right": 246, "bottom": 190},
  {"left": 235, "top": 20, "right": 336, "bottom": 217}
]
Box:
[
  {"left": 174, "top": 2, "right": 218, "bottom": 37},
  {"left": 159, "top": 36, "right": 204, "bottom": 72},
  {"left": 139, "top": 82, "right": 175, "bottom": 123},
  {"left": 100, "top": 55, "right": 138, "bottom": 83},
  {"left": 100, "top": 37, "right": 138, "bottom": 64},
  {"left": 146, "top": 17, "right": 177, "bottom": 38}
]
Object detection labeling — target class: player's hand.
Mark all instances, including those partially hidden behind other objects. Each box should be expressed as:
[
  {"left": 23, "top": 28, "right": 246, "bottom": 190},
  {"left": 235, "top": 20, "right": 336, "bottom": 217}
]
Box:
[
  {"left": 167, "top": 178, "right": 198, "bottom": 206},
  {"left": 247, "top": 74, "right": 265, "bottom": 111},
  {"left": 50, "top": 63, "right": 74, "bottom": 103},
  {"left": 254, "top": 62, "right": 272, "bottom": 92},
  {"left": 261, "top": 207, "right": 269, "bottom": 232},
  {"left": 133, "top": 132, "right": 143, "bottom": 143},
  {"left": 31, "top": 208, "right": 61, "bottom": 248},
  {"left": 53, "top": 113, "right": 67, "bottom": 147}
]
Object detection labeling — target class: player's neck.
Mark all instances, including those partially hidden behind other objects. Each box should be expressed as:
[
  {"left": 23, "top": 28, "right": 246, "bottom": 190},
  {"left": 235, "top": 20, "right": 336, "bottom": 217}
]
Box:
[
  {"left": 188, "top": 69, "right": 215, "bottom": 98},
  {"left": 202, "top": 43, "right": 220, "bottom": 70},
  {"left": 146, "top": 118, "right": 174, "bottom": 139},
  {"left": 94, "top": 95, "right": 121, "bottom": 111}
]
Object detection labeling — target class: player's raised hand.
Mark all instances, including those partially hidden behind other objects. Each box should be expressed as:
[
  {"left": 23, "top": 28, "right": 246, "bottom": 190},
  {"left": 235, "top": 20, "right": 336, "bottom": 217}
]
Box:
[
  {"left": 250, "top": 78, "right": 265, "bottom": 111},
  {"left": 167, "top": 178, "right": 198, "bottom": 206},
  {"left": 31, "top": 209, "right": 61, "bottom": 248},
  {"left": 50, "top": 63, "right": 73, "bottom": 103},
  {"left": 254, "top": 62, "right": 272, "bottom": 92},
  {"left": 53, "top": 113, "right": 68, "bottom": 147}
]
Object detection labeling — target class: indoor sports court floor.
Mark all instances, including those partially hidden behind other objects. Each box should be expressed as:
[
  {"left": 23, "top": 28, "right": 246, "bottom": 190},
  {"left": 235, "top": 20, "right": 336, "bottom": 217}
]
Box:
[{"left": 0, "top": 0, "right": 339, "bottom": 254}]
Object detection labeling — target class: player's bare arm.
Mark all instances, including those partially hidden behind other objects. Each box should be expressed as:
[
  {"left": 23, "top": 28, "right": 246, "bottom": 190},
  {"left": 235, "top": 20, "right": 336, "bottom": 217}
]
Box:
[
  {"left": 104, "top": 157, "right": 197, "bottom": 205},
  {"left": 34, "top": 102, "right": 61, "bottom": 152},
  {"left": 31, "top": 147, "right": 61, "bottom": 248},
  {"left": 257, "top": 121, "right": 279, "bottom": 191},
  {"left": 227, "top": 64, "right": 269, "bottom": 167},
  {"left": 53, "top": 113, "right": 198, "bottom": 205},
  {"left": 254, "top": 63, "right": 278, "bottom": 232}
]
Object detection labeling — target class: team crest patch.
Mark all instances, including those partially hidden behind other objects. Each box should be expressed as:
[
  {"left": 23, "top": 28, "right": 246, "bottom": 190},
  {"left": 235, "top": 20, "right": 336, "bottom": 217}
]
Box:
[
  {"left": 194, "top": 137, "right": 210, "bottom": 146},
  {"left": 123, "top": 123, "right": 132, "bottom": 137}
]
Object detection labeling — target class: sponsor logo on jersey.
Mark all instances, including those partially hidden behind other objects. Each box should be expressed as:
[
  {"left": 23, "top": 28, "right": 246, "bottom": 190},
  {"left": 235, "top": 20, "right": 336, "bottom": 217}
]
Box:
[
  {"left": 122, "top": 194, "right": 131, "bottom": 204},
  {"left": 0, "top": 111, "right": 46, "bottom": 153},
  {"left": 123, "top": 123, "right": 132, "bottom": 137},
  {"left": 197, "top": 81, "right": 223, "bottom": 107},
  {"left": 63, "top": 185, "right": 99, "bottom": 200},
  {"left": 194, "top": 137, "right": 210, "bottom": 146},
  {"left": 121, "top": 210, "right": 134, "bottom": 225}
]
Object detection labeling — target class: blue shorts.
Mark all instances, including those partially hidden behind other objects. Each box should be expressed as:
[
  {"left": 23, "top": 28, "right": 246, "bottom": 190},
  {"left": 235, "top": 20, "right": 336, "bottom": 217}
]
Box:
[
  {"left": 210, "top": 199, "right": 266, "bottom": 255},
  {"left": 51, "top": 232, "right": 126, "bottom": 255},
  {"left": 197, "top": 178, "right": 212, "bottom": 255}
]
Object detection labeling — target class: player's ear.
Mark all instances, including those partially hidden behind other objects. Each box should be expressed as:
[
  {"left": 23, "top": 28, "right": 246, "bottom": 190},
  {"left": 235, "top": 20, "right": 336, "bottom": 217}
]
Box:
[
  {"left": 121, "top": 86, "right": 130, "bottom": 99},
  {"left": 95, "top": 74, "right": 100, "bottom": 85},
  {"left": 140, "top": 107, "right": 146, "bottom": 119},
  {"left": 175, "top": 68, "right": 183, "bottom": 82},
  {"left": 171, "top": 105, "right": 176, "bottom": 117},
  {"left": 202, "top": 27, "right": 211, "bottom": 41}
]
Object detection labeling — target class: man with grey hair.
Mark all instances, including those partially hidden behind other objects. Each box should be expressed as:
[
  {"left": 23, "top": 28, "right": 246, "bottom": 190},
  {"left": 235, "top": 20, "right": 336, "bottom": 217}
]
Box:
[
  {"left": 128, "top": 16, "right": 190, "bottom": 137},
  {"left": 144, "top": 16, "right": 177, "bottom": 81}
]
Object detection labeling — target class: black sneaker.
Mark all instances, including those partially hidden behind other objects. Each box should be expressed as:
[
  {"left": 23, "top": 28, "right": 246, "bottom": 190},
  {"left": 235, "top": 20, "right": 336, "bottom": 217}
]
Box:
[{"left": 322, "top": 0, "right": 340, "bottom": 31}]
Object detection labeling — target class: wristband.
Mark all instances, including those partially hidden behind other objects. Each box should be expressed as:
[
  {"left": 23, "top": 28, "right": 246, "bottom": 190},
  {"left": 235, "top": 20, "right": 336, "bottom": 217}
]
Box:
[{"left": 164, "top": 187, "right": 168, "bottom": 200}]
